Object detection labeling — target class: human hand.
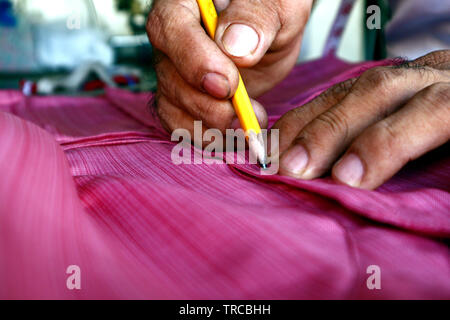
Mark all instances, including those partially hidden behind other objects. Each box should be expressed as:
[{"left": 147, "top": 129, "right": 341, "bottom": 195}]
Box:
[
  {"left": 273, "top": 50, "right": 450, "bottom": 189},
  {"left": 147, "top": 0, "right": 313, "bottom": 142}
]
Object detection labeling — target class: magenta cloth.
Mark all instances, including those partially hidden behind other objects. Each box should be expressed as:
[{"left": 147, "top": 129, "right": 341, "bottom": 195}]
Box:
[{"left": 0, "top": 57, "right": 449, "bottom": 299}]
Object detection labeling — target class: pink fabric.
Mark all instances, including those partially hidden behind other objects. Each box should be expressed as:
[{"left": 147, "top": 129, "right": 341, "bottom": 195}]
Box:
[{"left": 0, "top": 57, "right": 449, "bottom": 299}]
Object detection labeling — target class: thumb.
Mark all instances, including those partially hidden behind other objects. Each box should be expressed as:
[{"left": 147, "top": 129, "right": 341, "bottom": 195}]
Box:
[{"left": 215, "top": 0, "right": 280, "bottom": 67}]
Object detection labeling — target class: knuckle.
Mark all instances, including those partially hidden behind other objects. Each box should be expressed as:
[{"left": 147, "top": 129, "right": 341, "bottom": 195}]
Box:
[
  {"left": 148, "top": 2, "right": 204, "bottom": 86},
  {"left": 423, "top": 82, "right": 450, "bottom": 106},
  {"left": 412, "top": 50, "right": 450, "bottom": 69},
  {"left": 291, "top": 107, "right": 313, "bottom": 125},
  {"left": 413, "top": 65, "right": 439, "bottom": 83},
  {"left": 147, "top": 9, "right": 165, "bottom": 49},
  {"left": 271, "top": 0, "right": 309, "bottom": 43},
  {"left": 274, "top": 108, "right": 303, "bottom": 132},
  {"left": 274, "top": 113, "right": 295, "bottom": 136},
  {"left": 314, "top": 108, "right": 350, "bottom": 140},
  {"left": 296, "top": 108, "right": 349, "bottom": 150},
  {"left": 320, "top": 78, "right": 356, "bottom": 104},
  {"left": 367, "top": 120, "right": 402, "bottom": 162},
  {"left": 420, "top": 83, "right": 450, "bottom": 133},
  {"left": 378, "top": 120, "right": 399, "bottom": 144},
  {"left": 359, "top": 67, "right": 397, "bottom": 94},
  {"left": 332, "top": 78, "right": 357, "bottom": 96},
  {"left": 280, "top": 116, "right": 301, "bottom": 134},
  {"left": 148, "top": 1, "right": 193, "bottom": 51},
  {"left": 355, "top": 66, "right": 413, "bottom": 99}
]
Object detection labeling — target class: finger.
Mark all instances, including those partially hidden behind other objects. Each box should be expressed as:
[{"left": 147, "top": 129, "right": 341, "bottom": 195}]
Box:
[
  {"left": 157, "top": 93, "right": 258, "bottom": 151},
  {"left": 279, "top": 66, "right": 450, "bottom": 179},
  {"left": 213, "top": 0, "right": 230, "bottom": 12},
  {"left": 271, "top": 77, "right": 357, "bottom": 156},
  {"left": 408, "top": 50, "right": 450, "bottom": 70},
  {"left": 156, "top": 94, "right": 208, "bottom": 148},
  {"left": 215, "top": 0, "right": 312, "bottom": 67},
  {"left": 156, "top": 56, "right": 268, "bottom": 132},
  {"left": 156, "top": 55, "right": 235, "bottom": 132},
  {"left": 147, "top": 0, "right": 239, "bottom": 99},
  {"left": 332, "top": 82, "right": 450, "bottom": 189}
]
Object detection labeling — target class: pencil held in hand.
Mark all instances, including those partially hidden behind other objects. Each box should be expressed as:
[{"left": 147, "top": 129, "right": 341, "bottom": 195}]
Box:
[{"left": 196, "top": 0, "right": 268, "bottom": 168}]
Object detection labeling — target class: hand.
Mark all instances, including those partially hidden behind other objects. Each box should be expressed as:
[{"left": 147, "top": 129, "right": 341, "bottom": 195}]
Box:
[
  {"left": 147, "top": 0, "right": 313, "bottom": 143},
  {"left": 273, "top": 50, "right": 450, "bottom": 190}
]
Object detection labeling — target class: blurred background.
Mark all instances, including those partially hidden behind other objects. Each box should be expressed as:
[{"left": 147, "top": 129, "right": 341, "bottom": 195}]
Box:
[
  {"left": 0, "top": 0, "right": 156, "bottom": 93},
  {"left": 0, "top": 0, "right": 447, "bottom": 95}
]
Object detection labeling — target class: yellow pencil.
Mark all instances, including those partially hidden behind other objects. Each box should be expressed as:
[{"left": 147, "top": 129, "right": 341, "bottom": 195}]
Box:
[{"left": 196, "top": 0, "right": 267, "bottom": 168}]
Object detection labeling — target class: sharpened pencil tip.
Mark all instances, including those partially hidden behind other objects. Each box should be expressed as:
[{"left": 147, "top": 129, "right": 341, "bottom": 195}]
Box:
[{"left": 248, "top": 131, "right": 268, "bottom": 170}]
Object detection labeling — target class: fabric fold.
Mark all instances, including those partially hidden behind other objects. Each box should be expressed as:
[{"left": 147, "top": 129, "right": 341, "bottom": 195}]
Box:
[{"left": 0, "top": 57, "right": 448, "bottom": 299}]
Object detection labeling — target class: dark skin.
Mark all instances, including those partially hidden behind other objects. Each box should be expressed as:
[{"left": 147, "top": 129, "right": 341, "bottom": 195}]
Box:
[
  {"left": 147, "top": 0, "right": 450, "bottom": 190},
  {"left": 273, "top": 51, "right": 450, "bottom": 189},
  {"left": 147, "top": 0, "right": 312, "bottom": 135}
]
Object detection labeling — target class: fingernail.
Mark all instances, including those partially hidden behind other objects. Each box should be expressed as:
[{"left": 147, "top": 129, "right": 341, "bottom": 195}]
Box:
[
  {"left": 334, "top": 154, "right": 364, "bottom": 187},
  {"left": 202, "top": 73, "right": 230, "bottom": 99},
  {"left": 213, "top": 0, "right": 230, "bottom": 12},
  {"left": 280, "top": 145, "right": 309, "bottom": 176},
  {"left": 222, "top": 24, "right": 259, "bottom": 57}
]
